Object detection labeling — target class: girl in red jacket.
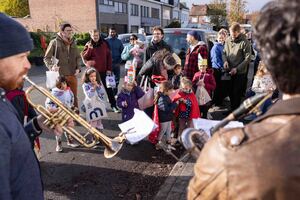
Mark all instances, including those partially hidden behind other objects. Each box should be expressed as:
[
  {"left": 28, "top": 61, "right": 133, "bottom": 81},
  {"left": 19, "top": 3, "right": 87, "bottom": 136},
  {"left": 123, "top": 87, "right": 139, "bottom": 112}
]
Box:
[
  {"left": 173, "top": 77, "right": 200, "bottom": 140},
  {"left": 192, "top": 63, "right": 216, "bottom": 118}
]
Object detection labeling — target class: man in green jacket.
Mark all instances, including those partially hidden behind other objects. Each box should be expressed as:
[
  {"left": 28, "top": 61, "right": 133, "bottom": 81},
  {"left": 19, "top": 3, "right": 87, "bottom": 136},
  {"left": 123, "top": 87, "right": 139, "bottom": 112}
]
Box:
[
  {"left": 222, "top": 22, "right": 252, "bottom": 111},
  {"left": 44, "top": 23, "right": 81, "bottom": 111}
]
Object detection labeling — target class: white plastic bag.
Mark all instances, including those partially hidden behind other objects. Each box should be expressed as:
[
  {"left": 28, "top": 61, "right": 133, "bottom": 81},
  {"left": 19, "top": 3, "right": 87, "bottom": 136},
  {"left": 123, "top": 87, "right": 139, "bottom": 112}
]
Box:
[
  {"left": 106, "top": 74, "right": 116, "bottom": 88},
  {"left": 118, "top": 109, "right": 157, "bottom": 145},
  {"left": 83, "top": 96, "right": 107, "bottom": 121},
  {"left": 46, "top": 71, "right": 59, "bottom": 89}
]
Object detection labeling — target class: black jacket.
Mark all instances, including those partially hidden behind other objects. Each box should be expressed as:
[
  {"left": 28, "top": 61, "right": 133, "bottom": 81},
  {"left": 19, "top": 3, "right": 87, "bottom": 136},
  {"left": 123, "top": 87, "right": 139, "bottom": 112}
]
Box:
[
  {"left": 157, "top": 93, "right": 177, "bottom": 122},
  {"left": 145, "top": 40, "right": 172, "bottom": 61}
]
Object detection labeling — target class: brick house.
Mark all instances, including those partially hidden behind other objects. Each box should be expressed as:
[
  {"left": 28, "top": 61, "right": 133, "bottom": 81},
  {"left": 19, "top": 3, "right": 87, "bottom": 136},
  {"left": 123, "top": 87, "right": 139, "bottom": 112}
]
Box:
[
  {"left": 189, "top": 4, "right": 210, "bottom": 25},
  {"left": 15, "top": 0, "right": 97, "bottom": 32}
]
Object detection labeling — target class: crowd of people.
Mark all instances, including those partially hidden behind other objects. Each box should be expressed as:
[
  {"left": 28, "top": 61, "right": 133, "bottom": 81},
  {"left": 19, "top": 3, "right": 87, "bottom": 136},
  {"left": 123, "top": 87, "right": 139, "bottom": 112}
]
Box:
[
  {"left": 2, "top": 0, "right": 300, "bottom": 198},
  {"left": 41, "top": 20, "right": 279, "bottom": 152}
]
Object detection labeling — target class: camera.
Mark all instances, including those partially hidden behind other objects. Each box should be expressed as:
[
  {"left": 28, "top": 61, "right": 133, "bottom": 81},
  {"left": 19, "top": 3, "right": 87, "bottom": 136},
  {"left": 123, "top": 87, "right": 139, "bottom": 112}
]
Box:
[{"left": 221, "top": 68, "right": 231, "bottom": 81}]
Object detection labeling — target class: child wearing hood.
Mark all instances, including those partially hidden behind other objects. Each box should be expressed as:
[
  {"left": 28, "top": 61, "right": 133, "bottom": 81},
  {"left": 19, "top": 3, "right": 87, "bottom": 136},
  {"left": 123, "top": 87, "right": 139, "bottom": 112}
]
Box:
[
  {"left": 46, "top": 76, "right": 79, "bottom": 152},
  {"left": 117, "top": 77, "right": 145, "bottom": 122}
]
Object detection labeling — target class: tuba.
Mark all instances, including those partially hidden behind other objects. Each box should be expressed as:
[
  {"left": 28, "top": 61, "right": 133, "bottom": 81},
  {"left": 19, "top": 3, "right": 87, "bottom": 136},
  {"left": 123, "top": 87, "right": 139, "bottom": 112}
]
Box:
[
  {"left": 24, "top": 76, "right": 126, "bottom": 158},
  {"left": 181, "top": 93, "right": 272, "bottom": 158}
]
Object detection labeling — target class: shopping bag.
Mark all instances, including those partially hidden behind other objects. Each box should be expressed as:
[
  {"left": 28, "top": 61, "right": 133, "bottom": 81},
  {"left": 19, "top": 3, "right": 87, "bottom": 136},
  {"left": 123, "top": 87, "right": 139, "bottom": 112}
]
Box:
[
  {"left": 106, "top": 74, "right": 116, "bottom": 88},
  {"left": 83, "top": 96, "right": 107, "bottom": 121},
  {"left": 118, "top": 109, "right": 157, "bottom": 145},
  {"left": 138, "top": 76, "right": 154, "bottom": 110},
  {"left": 196, "top": 86, "right": 212, "bottom": 105},
  {"left": 46, "top": 70, "right": 59, "bottom": 89}
]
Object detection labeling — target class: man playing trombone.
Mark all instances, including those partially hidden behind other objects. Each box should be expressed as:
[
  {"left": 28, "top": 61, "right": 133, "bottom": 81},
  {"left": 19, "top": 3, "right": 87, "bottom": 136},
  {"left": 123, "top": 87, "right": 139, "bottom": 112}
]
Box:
[
  {"left": 0, "top": 13, "right": 68, "bottom": 200},
  {"left": 188, "top": 0, "right": 300, "bottom": 199}
]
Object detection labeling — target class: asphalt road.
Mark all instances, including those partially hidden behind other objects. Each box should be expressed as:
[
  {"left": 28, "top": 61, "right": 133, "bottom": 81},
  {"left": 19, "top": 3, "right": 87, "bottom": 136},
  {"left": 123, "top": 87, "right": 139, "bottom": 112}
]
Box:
[
  {"left": 26, "top": 65, "right": 179, "bottom": 200},
  {"left": 26, "top": 61, "right": 255, "bottom": 200}
]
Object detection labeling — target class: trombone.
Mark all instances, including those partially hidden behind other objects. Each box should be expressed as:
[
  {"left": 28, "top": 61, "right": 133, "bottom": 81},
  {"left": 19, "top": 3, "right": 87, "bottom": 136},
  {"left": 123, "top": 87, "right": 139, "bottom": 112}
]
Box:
[{"left": 24, "top": 76, "right": 126, "bottom": 158}]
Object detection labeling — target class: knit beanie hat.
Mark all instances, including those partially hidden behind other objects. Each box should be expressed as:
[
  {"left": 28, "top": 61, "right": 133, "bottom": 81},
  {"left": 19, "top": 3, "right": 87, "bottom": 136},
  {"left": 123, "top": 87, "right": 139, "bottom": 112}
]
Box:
[
  {"left": 187, "top": 30, "right": 199, "bottom": 41},
  {"left": 0, "top": 13, "right": 33, "bottom": 58}
]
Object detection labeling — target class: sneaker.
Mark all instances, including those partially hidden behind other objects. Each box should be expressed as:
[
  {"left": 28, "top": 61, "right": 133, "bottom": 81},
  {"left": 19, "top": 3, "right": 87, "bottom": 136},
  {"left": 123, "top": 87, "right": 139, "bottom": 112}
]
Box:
[
  {"left": 112, "top": 106, "right": 121, "bottom": 113},
  {"left": 67, "top": 142, "right": 80, "bottom": 148},
  {"left": 56, "top": 144, "right": 63, "bottom": 152},
  {"left": 167, "top": 144, "right": 176, "bottom": 151}
]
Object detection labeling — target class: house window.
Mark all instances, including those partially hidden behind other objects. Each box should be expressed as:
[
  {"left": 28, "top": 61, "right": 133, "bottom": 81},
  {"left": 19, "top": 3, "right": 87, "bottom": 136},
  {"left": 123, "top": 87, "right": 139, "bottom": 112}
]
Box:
[
  {"left": 163, "top": 9, "right": 170, "bottom": 20},
  {"left": 100, "top": 0, "right": 114, "bottom": 6},
  {"left": 191, "top": 17, "right": 198, "bottom": 23},
  {"left": 141, "top": 6, "right": 149, "bottom": 17},
  {"left": 114, "top": 2, "right": 127, "bottom": 13},
  {"left": 151, "top": 8, "right": 159, "bottom": 19},
  {"left": 131, "top": 4, "right": 139, "bottom": 16}
]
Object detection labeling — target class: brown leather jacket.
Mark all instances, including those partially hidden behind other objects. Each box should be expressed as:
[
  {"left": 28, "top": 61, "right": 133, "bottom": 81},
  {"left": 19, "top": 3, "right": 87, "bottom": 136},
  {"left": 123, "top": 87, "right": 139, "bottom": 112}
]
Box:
[{"left": 188, "top": 97, "right": 300, "bottom": 200}]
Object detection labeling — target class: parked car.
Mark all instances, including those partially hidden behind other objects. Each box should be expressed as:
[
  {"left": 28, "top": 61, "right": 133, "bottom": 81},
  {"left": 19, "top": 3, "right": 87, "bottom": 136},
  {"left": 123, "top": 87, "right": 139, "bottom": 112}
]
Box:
[
  {"left": 146, "top": 35, "right": 152, "bottom": 45},
  {"left": 118, "top": 33, "right": 147, "bottom": 47},
  {"left": 163, "top": 28, "right": 217, "bottom": 66}
]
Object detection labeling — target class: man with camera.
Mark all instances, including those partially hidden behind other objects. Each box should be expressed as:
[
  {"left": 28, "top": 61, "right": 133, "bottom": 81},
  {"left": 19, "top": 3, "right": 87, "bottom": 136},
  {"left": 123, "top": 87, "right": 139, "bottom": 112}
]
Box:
[
  {"left": 188, "top": 0, "right": 300, "bottom": 199},
  {"left": 222, "top": 22, "right": 252, "bottom": 111}
]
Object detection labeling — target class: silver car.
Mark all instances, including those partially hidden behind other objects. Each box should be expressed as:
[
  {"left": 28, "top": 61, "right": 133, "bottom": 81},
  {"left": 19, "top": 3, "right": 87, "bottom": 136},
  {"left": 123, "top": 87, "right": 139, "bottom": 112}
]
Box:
[
  {"left": 118, "top": 33, "right": 147, "bottom": 47},
  {"left": 163, "top": 28, "right": 217, "bottom": 65}
]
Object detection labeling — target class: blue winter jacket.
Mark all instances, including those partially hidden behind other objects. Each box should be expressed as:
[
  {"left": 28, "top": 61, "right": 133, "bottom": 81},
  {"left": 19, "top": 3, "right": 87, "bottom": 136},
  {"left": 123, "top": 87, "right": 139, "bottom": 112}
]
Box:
[
  {"left": 106, "top": 37, "right": 124, "bottom": 64},
  {"left": 0, "top": 88, "right": 43, "bottom": 200},
  {"left": 157, "top": 93, "right": 177, "bottom": 122},
  {"left": 210, "top": 42, "right": 224, "bottom": 69}
]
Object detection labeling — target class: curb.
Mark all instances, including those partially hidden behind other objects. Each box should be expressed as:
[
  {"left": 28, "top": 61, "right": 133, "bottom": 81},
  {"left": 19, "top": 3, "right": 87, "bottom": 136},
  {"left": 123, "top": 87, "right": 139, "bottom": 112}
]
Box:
[{"left": 154, "top": 153, "right": 196, "bottom": 200}]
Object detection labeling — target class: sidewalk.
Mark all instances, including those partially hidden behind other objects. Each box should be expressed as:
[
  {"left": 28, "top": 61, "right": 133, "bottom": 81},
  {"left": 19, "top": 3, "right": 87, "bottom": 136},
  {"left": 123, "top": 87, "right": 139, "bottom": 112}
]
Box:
[{"left": 154, "top": 154, "right": 196, "bottom": 200}]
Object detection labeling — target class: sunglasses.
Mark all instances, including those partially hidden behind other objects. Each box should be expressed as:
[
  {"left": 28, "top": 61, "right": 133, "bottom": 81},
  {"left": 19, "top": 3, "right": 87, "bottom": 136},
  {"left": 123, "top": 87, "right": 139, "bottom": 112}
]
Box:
[{"left": 129, "top": 38, "right": 136, "bottom": 40}]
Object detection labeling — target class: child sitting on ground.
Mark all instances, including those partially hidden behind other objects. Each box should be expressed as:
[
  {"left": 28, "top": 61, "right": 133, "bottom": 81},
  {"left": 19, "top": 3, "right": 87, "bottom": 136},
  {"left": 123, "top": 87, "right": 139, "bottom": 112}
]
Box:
[
  {"left": 154, "top": 81, "right": 178, "bottom": 148},
  {"left": 192, "top": 60, "right": 216, "bottom": 118},
  {"left": 244, "top": 61, "right": 277, "bottom": 121},
  {"left": 46, "top": 76, "right": 79, "bottom": 152},
  {"left": 117, "top": 77, "right": 144, "bottom": 122},
  {"left": 173, "top": 77, "right": 200, "bottom": 141},
  {"left": 251, "top": 61, "right": 276, "bottom": 95}
]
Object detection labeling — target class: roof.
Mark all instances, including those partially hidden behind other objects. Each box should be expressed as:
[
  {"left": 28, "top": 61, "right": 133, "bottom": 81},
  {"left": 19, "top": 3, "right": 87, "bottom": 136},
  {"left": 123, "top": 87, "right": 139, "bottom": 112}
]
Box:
[
  {"left": 180, "top": 2, "right": 189, "bottom": 10},
  {"left": 190, "top": 4, "right": 208, "bottom": 16}
]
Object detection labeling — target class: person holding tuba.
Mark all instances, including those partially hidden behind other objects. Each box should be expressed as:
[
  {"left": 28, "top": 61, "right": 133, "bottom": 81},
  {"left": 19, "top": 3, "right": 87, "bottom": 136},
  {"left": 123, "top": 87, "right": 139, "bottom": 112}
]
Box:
[
  {"left": 188, "top": 1, "right": 300, "bottom": 199},
  {"left": 0, "top": 13, "right": 68, "bottom": 200}
]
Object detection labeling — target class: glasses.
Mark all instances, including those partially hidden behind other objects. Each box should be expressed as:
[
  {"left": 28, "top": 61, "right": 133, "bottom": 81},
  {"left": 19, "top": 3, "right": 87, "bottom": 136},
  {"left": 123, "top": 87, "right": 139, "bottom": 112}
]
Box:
[{"left": 129, "top": 38, "right": 136, "bottom": 40}]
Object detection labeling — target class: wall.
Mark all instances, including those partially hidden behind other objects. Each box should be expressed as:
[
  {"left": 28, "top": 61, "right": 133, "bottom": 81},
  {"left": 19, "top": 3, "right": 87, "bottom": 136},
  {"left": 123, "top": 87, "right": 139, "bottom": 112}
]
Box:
[{"left": 16, "top": 0, "right": 97, "bottom": 32}]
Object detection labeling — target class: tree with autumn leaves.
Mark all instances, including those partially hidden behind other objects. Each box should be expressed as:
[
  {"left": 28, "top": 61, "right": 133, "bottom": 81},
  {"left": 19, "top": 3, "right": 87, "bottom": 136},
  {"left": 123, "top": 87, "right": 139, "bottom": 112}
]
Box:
[
  {"left": 0, "top": 0, "right": 30, "bottom": 18},
  {"left": 227, "top": 0, "right": 248, "bottom": 25},
  {"left": 208, "top": 0, "right": 228, "bottom": 30}
]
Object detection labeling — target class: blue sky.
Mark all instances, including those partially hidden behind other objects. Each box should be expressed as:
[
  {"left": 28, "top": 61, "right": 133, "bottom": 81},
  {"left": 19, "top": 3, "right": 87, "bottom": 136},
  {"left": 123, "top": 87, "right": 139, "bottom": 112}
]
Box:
[{"left": 182, "top": 0, "right": 271, "bottom": 12}]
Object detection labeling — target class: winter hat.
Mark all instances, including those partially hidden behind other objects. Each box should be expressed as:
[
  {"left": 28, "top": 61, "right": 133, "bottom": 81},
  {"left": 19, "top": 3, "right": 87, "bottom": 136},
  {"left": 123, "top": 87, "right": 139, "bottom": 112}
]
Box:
[
  {"left": 0, "top": 13, "right": 33, "bottom": 58},
  {"left": 187, "top": 30, "right": 199, "bottom": 41}
]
